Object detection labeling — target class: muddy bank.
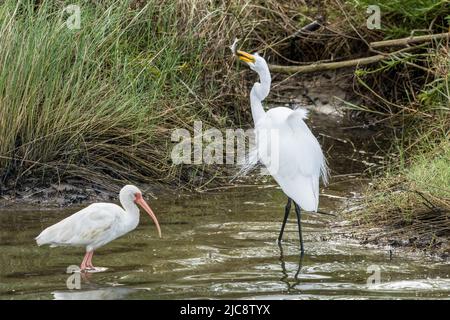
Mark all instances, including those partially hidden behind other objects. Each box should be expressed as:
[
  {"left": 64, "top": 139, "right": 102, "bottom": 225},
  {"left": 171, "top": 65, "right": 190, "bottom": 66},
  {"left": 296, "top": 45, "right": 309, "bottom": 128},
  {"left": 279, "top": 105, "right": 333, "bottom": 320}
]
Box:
[
  {"left": 332, "top": 218, "right": 449, "bottom": 261},
  {"left": 1, "top": 182, "right": 122, "bottom": 208},
  {"left": 335, "top": 213, "right": 450, "bottom": 260},
  {"left": 333, "top": 192, "right": 448, "bottom": 260}
]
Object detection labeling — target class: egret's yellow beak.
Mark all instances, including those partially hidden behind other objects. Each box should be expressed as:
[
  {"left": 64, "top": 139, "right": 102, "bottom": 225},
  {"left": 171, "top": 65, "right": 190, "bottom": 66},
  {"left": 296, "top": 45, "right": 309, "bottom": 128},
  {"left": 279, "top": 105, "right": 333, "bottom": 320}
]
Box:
[{"left": 236, "top": 50, "right": 255, "bottom": 63}]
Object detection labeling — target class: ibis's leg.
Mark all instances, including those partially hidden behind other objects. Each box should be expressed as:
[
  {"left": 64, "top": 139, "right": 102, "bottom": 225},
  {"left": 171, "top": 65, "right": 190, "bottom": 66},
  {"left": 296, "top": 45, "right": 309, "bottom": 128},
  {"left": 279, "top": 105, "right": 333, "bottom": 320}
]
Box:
[
  {"left": 294, "top": 202, "right": 304, "bottom": 255},
  {"left": 278, "top": 198, "right": 292, "bottom": 242},
  {"left": 80, "top": 252, "right": 90, "bottom": 271},
  {"left": 86, "top": 251, "right": 95, "bottom": 269}
]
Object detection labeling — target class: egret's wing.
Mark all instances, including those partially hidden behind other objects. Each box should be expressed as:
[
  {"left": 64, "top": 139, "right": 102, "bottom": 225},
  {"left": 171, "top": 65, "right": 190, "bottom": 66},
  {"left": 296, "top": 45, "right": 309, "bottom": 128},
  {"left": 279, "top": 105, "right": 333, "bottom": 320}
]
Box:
[
  {"left": 262, "top": 108, "right": 328, "bottom": 211},
  {"left": 285, "top": 109, "right": 329, "bottom": 184},
  {"left": 36, "top": 204, "right": 121, "bottom": 247}
]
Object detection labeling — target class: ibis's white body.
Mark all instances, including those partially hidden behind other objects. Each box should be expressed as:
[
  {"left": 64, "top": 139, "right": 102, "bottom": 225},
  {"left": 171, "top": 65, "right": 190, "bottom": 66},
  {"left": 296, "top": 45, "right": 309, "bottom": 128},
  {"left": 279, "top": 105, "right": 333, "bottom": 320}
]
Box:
[{"left": 36, "top": 202, "right": 140, "bottom": 252}]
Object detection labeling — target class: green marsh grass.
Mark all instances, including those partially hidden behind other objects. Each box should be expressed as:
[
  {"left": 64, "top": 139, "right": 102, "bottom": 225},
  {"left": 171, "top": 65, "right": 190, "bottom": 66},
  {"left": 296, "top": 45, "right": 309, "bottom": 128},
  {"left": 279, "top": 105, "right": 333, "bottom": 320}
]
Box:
[
  {"left": 0, "top": 0, "right": 320, "bottom": 191},
  {"left": 0, "top": 0, "right": 234, "bottom": 190},
  {"left": 0, "top": 1, "right": 209, "bottom": 188}
]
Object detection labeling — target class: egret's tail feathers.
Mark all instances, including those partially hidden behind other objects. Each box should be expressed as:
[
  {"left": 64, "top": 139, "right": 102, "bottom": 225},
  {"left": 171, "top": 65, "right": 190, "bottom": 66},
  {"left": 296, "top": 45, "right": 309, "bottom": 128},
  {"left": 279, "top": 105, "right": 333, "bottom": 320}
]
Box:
[
  {"left": 231, "top": 147, "right": 259, "bottom": 181},
  {"left": 292, "top": 106, "right": 309, "bottom": 119},
  {"left": 321, "top": 160, "right": 330, "bottom": 186}
]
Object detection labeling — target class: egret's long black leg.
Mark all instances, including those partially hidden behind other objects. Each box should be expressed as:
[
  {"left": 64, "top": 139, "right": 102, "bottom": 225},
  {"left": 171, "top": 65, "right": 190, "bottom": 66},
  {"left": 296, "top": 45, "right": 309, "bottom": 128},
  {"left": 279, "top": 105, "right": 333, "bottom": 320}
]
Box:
[
  {"left": 278, "top": 198, "right": 292, "bottom": 242},
  {"left": 294, "top": 202, "right": 304, "bottom": 255},
  {"left": 294, "top": 252, "right": 304, "bottom": 280}
]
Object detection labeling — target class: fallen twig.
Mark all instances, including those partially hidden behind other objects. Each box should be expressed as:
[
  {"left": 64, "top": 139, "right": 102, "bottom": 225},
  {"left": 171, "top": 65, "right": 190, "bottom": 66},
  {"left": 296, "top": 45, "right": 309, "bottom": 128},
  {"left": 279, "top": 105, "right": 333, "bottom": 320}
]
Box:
[
  {"left": 370, "top": 32, "right": 450, "bottom": 49},
  {"left": 268, "top": 41, "right": 436, "bottom": 75},
  {"left": 269, "top": 54, "right": 389, "bottom": 74}
]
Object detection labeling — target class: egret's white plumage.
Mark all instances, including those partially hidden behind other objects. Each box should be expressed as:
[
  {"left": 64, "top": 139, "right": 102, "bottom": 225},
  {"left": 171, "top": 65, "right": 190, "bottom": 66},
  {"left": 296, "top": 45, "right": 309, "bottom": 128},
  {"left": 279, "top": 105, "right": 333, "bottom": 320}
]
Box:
[
  {"left": 259, "top": 107, "right": 328, "bottom": 211},
  {"left": 236, "top": 50, "right": 328, "bottom": 212},
  {"left": 235, "top": 49, "right": 328, "bottom": 252},
  {"left": 36, "top": 185, "right": 161, "bottom": 270}
]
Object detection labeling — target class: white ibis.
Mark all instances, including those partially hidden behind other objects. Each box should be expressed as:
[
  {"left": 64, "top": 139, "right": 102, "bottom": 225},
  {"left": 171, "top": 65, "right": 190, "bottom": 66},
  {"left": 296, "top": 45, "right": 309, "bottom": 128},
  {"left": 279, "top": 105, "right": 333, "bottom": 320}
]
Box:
[
  {"left": 235, "top": 49, "right": 329, "bottom": 255},
  {"left": 36, "top": 185, "right": 161, "bottom": 271}
]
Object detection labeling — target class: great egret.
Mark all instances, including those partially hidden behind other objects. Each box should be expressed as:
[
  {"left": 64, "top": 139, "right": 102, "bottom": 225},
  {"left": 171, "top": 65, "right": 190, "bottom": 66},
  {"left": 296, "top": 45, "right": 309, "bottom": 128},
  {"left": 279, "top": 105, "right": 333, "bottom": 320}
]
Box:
[
  {"left": 36, "top": 185, "right": 162, "bottom": 271},
  {"left": 236, "top": 49, "right": 328, "bottom": 255}
]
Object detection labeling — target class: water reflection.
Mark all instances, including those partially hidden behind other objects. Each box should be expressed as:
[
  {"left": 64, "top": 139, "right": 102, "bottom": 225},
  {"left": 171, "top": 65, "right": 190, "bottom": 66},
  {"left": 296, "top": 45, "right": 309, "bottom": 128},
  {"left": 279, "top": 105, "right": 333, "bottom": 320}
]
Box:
[
  {"left": 53, "top": 285, "right": 136, "bottom": 300},
  {"left": 278, "top": 243, "right": 303, "bottom": 293},
  {"left": 52, "top": 271, "right": 139, "bottom": 300}
]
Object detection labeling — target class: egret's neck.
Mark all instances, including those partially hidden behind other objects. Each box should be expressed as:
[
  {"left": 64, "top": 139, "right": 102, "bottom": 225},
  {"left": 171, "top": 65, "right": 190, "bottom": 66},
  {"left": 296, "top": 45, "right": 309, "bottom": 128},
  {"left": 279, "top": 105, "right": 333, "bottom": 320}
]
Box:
[{"left": 250, "top": 65, "right": 271, "bottom": 126}]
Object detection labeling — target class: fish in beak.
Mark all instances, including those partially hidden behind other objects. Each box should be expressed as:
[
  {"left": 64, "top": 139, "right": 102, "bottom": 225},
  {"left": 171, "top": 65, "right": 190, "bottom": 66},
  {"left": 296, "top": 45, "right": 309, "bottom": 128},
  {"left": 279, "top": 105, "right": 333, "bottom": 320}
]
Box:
[{"left": 229, "top": 38, "right": 256, "bottom": 64}]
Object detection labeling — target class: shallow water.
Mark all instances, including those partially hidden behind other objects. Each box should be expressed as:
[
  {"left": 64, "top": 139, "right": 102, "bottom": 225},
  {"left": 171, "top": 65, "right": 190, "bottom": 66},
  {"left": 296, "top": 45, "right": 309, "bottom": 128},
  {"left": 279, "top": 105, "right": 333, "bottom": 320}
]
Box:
[{"left": 0, "top": 114, "right": 448, "bottom": 300}]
